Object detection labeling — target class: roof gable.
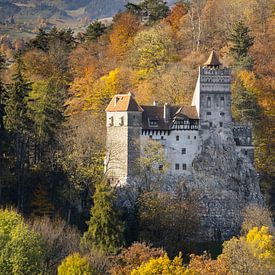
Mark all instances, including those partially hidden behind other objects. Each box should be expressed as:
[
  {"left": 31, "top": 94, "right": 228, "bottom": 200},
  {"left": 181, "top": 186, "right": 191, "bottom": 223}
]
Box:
[{"left": 204, "top": 50, "right": 222, "bottom": 67}]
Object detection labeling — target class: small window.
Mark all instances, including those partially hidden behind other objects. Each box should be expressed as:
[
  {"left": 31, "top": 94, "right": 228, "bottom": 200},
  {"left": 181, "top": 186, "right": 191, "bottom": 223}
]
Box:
[
  {"left": 219, "top": 122, "right": 223, "bottom": 127},
  {"left": 207, "top": 112, "right": 211, "bottom": 115},
  {"left": 176, "top": 136, "right": 179, "bottom": 141},
  {"left": 149, "top": 135, "right": 152, "bottom": 139},
  {"left": 188, "top": 135, "right": 190, "bottom": 139},
  {"left": 119, "top": 116, "right": 124, "bottom": 126},
  {"left": 149, "top": 120, "right": 158, "bottom": 126},
  {"left": 220, "top": 112, "right": 225, "bottom": 116},
  {"left": 182, "top": 163, "right": 187, "bottom": 170},
  {"left": 209, "top": 122, "right": 213, "bottom": 127},
  {"left": 159, "top": 164, "right": 163, "bottom": 171},
  {"left": 161, "top": 136, "right": 164, "bottom": 140},
  {"left": 221, "top": 97, "right": 225, "bottom": 107},
  {"left": 175, "top": 163, "right": 180, "bottom": 170},
  {"left": 207, "top": 97, "right": 211, "bottom": 108},
  {"left": 109, "top": 116, "right": 114, "bottom": 126},
  {"left": 194, "top": 136, "right": 197, "bottom": 140},
  {"left": 244, "top": 150, "right": 248, "bottom": 156},
  {"left": 133, "top": 115, "right": 136, "bottom": 119},
  {"left": 182, "top": 148, "right": 186, "bottom": 154}
]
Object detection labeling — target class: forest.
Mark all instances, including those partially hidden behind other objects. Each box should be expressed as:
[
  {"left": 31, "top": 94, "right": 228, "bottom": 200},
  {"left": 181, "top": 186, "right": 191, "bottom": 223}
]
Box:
[{"left": 0, "top": 0, "right": 274, "bottom": 274}]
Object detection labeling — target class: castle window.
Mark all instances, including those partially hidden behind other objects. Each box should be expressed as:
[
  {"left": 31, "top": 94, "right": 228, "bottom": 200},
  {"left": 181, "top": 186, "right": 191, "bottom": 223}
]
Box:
[
  {"left": 207, "top": 112, "right": 211, "bottom": 115},
  {"left": 149, "top": 119, "right": 158, "bottom": 127},
  {"left": 207, "top": 97, "right": 211, "bottom": 108},
  {"left": 188, "top": 135, "right": 190, "bottom": 139},
  {"left": 244, "top": 150, "right": 248, "bottom": 156},
  {"left": 182, "top": 163, "right": 187, "bottom": 170},
  {"left": 221, "top": 97, "right": 225, "bottom": 107},
  {"left": 194, "top": 136, "right": 197, "bottom": 139},
  {"left": 176, "top": 135, "right": 179, "bottom": 141},
  {"left": 209, "top": 122, "right": 213, "bottom": 127},
  {"left": 149, "top": 135, "right": 152, "bottom": 139},
  {"left": 109, "top": 116, "right": 114, "bottom": 126},
  {"left": 133, "top": 115, "right": 136, "bottom": 119},
  {"left": 119, "top": 116, "right": 124, "bottom": 126},
  {"left": 161, "top": 136, "right": 164, "bottom": 140},
  {"left": 220, "top": 112, "right": 225, "bottom": 116},
  {"left": 182, "top": 148, "right": 186, "bottom": 154},
  {"left": 219, "top": 122, "right": 223, "bottom": 127},
  {"left": 175, "top": 163, "right": 180, "bottom": 170}
]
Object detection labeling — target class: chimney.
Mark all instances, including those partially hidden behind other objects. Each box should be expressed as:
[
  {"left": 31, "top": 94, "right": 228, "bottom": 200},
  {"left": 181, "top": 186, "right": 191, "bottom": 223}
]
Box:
[
  {"left": 164, "top": 103, "right": 170, "bottom": 123},
  {"left": 153, "top": 101, "right": 158, "bottom": 106}
]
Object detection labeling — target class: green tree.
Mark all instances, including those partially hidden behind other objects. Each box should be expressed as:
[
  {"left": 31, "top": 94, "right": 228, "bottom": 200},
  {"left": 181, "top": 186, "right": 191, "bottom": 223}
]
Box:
[
  {"left": 81, "top": 180, "right": 124, "bottom": 254},
  {"left": 130, "top": 27, "right": 175, "bottom": 77},
  {"left": 126, "top": 0, "right": 170, "bottom": 24},
  {"left": 4, "top": 62, "right": 32, "bottom": 211},
  {"left": 58, "top": 253, "right": 96, "bottom": 275},
  {"left": 229, "top": 21, "right": 254, "bottom": 68},
  {"left": 84, "top": 21, "right": 107, "bottom": 42},
  {"left": 0, "top": 209, "right": 47, "bottom": 275}
]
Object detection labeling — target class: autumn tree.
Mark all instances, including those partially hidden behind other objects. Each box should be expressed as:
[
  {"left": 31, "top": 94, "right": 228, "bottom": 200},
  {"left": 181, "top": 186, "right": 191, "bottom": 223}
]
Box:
[
  {"left": 111, "top": 242, "right": 165, "bottom": 275},
  {"left": 30, "top": 216, "right": 81, "bottom": 273},
  {"left": 219, "top": 226, "right": 275, "bottom": 274},
  {"left": 138, "top": 190, "right": 200, "bottom": 255},
  {"left": 81, "top": 180, "right": 125, "bottom": 254},
  {"left": 108, "top": 12, "right": 141, "bottom": 60},
  {"left": 58, "top": 253, "right": 96, "bottom": 275},
  {"left": 131, "top": 253, "right": 187, "bottom": 275},
  {"left": 241, "top": 204, "right": 273, "bottom": 235}
]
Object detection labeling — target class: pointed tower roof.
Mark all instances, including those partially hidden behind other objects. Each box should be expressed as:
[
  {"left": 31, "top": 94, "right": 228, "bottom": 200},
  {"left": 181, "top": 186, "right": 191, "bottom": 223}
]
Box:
[
  {"left": 106, "top": 92, "right": 143, "bottom": 112},
  {"left": 203, "top": 50, "right": 222, "bottom": 67}
]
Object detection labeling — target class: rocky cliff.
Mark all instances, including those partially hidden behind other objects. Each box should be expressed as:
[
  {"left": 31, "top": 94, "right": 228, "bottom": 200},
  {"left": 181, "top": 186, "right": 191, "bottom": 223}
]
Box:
[{"left": 189, "top": 128, "right": 264, "bottom": 241}]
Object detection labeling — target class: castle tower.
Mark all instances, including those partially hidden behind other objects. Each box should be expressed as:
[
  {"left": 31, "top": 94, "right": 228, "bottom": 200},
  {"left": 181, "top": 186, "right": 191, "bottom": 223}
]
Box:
[
  {"left": 105, "top": 92, "right": 143, "bottom": 185},
  {"left": 192, "top": 50, "right": 232, "bottom": 132}
]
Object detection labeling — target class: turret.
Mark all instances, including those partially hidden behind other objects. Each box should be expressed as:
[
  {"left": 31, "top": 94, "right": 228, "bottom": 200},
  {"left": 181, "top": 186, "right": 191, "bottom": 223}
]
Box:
[
  {"left": 192, "top": 50, "right": 232, "bottom": 131},
  {"left": 105, "top": 92, "right": 143, "bottom": 185}
]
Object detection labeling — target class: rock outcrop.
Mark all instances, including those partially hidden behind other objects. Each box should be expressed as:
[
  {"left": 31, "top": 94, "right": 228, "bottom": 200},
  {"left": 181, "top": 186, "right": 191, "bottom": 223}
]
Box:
[{"left": 189, "top": 128, "right": 264, "bottom": 241}]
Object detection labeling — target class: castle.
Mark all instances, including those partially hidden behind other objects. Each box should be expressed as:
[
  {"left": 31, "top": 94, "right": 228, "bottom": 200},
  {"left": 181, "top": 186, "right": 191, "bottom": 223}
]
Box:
[{"left": 105, "top": 51, "right": 254, "bottom": 186}]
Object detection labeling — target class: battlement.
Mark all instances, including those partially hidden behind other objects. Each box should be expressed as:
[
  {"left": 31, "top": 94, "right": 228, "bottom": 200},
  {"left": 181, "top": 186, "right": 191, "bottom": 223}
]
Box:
[{"left": 200, "top": 67, "right": 231, "bottom": 76}]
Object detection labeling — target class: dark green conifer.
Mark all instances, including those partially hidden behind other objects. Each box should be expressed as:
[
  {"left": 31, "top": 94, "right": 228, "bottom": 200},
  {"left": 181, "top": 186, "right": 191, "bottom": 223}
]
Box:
[
  {"left": 82, "top": 180, "right": 125, "bottom": 254},
  {"left": 84, "top": 21, "right": 107, "bottom": 42}
]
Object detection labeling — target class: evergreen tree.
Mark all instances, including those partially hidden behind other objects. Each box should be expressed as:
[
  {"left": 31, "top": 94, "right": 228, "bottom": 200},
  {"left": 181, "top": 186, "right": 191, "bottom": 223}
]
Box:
[
  {"left": 81, "top": 180, "right": 124, "bottom": 254},
  {"left": 4, "top": 60, "right": 32, "bottom": 210},
  {"left": 31, "top": 183, "right": 54, "bottom": 217},
  {"left": 126, "top": 0, "right": 170, "bottom": 24},
  {"left": 229, "top": 21, "right": 254, "bottom": 68},
  {"left": 84, "top": 21, "right": 107, "bottom": 42}
]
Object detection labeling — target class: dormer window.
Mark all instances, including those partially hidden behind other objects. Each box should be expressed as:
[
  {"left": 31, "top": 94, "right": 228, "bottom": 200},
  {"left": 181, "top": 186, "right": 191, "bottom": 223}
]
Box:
[
  {"left": 109, "top": 116, "right": 114, "bottom": 126},
  {"left": 119, "top": 116, "right": 124, "bottom": 126},
  {"left": 149, "top": 119, "right": 158, "bottom": 127}
]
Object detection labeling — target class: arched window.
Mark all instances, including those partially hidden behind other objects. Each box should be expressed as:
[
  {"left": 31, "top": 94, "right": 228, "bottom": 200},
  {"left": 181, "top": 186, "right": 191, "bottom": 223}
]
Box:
[{"left": 207, "top": 97, "right": 211, "bottom": 108}]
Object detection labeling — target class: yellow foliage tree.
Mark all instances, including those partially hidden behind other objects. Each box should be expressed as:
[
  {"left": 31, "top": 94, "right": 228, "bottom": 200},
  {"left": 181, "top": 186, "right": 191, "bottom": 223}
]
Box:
[
  {"left": 220, "top": 226, "right": 275, "bottom": 274},
  {"left": 67, "top": 68, "right": 122, "bottom": 115},
  {"left": 58, "top": 253, "right": 96, "bottom": 275},
  {"left": 131, "top": 253, "right": 191, "bottom": 275}
]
